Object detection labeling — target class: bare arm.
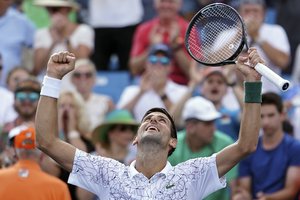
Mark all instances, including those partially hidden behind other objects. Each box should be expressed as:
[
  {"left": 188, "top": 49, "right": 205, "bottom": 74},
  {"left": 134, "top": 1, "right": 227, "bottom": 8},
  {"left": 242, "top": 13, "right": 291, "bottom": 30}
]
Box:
[
  {"left": 129, "top": 51, "right": 148, "bottom": 76},
  {"left": 36, "top": 52, "right": 77, "bottom": 172},
  {"left": 216, "top": 48, "right": 262, "bottom": 178},
  {"left": 172, "top": 49, "right": 191, "bottom": 78},
  {"left": 259, "top": 41, "right": 290, "bottom": 70}
]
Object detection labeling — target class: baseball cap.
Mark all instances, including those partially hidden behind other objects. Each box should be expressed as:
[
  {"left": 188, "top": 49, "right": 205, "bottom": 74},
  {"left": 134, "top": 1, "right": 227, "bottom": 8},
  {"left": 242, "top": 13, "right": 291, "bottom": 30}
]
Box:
[
  {"left": 149, "top": 43, "right": 172, "bottom": 58},
  {"left": 239, "top": 0, "right": 266, "bottom": 7},
  {"left": 8, "top": 125, "right": 36, "bottom": 149},
  {"left": 182, "top": 96, "right": 222, "bottom": 121},
  {"left": 203, "top": 67, "right": 225, "bottom": 79}
]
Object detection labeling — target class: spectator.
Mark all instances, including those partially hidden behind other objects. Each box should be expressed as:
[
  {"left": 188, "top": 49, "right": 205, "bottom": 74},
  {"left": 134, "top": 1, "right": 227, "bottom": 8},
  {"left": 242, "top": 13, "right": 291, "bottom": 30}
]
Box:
[
  {"left": 70, "top": 59, "right": 115, "bottom": 129},
  {"left": 238, "top": 0, "right": 290, "bottom": 93},
  {"left": 33, "top": 0, "right": 94, "bottom": 78},
  {"left": 2, "top": 77, "right": 41, "bottom": 138},
  {"left": 89, "top": 0, "right": 143, "bottom": 71},
  {"left": 171, "top": 65, "right": 242, "bottom": 140},
  {"left": 169, "top": 96, "right": 237, "bottom": 200},
  {"left": 5, "top": 67, "right": 31, "bottom": 92},
  {"left": 0, "top": 125, "right": 71, "bottom": 199},
  {"left": 92, "top": 109, "right": 139, "bottom": 165},
  {"left": 0, "top": 0, "right": 35, "bottom": 86},
  {"left": 130, "top": 0, "right": 191, "bottom": 85},
  {"left": 234, "top": 92, "right": 300, "bottom": 199},
  {"left": 117, "top": 43, "right": 188, "bottom": 121}
]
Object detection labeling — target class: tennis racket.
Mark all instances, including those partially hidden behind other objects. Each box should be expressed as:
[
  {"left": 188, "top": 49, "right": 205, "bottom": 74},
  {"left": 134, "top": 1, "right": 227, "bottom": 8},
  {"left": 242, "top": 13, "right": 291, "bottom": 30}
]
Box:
[{"left": 185, "top": 3, "right": 290, "bottom": 91}]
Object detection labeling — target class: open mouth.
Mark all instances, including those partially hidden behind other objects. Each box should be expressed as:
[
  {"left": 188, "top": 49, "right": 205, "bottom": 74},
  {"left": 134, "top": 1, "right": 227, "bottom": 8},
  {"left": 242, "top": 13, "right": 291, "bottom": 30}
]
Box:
[{"left": 146, "top": 125, "right": 159, "bottom": 132}]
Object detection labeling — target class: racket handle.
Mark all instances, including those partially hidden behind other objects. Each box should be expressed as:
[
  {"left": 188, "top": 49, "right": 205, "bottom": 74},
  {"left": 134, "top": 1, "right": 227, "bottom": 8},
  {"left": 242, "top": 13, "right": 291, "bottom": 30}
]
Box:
[{"left": 254, "top": 63, "right": 290, "bottom": 91}]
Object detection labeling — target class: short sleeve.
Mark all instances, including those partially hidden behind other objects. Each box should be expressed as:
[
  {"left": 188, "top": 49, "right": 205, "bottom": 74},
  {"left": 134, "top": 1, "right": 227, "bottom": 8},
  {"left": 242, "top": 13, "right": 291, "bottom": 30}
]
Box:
[
  {"left": 68, "top": 149, "right": 125, "bottom": 195},
  {"left": 238, "top": 155, "right": 252, "bottom": 178},
  {"left": 34, "top": 28, "right": 52, "bottom": 49},
  {"left": 288, "top": 140, "right": 300, "bottom": 166},
  {"left": 70, "top": 24, "right": 95, "bottom": 50}
]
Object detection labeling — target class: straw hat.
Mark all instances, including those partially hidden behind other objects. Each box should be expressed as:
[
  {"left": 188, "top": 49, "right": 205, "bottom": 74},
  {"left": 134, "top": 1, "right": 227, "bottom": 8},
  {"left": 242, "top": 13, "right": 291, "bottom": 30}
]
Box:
[
  {"left": 34, "top": 0, "right": 79, "bottom": 10},
  {"left": 92, "top": 110, "right": 139, "bottom": 145}
]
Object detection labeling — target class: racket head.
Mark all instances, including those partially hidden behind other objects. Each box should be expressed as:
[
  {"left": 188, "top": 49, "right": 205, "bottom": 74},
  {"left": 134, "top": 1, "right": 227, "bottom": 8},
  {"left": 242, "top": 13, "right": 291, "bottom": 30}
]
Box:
[{"left": 185, "top": 3, "right": 247, "bottom": 66}]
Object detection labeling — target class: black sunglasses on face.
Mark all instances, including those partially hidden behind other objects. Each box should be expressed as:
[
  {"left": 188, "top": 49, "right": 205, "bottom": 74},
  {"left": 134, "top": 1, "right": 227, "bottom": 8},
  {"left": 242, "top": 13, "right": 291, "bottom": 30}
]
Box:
[{"left": 73, "top": 72, "right": 94, "bottom": 79}]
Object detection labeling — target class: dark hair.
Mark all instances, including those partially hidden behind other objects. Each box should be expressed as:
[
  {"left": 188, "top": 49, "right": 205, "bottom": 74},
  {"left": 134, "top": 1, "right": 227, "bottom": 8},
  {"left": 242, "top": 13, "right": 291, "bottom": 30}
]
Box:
[
  {"left": 262, "top": 92, "right": 283, "bottom": 113},
  {"left": 142, "top": 107, "right": 177, "bottom": 156}
]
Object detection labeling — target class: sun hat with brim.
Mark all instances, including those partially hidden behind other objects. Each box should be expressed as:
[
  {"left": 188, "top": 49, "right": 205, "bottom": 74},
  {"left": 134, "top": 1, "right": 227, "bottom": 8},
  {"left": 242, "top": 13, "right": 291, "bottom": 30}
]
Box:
[
  {"left": 34, "top": 0, "right": 79, "bottom": 10},
  {"left": 92, "top": 110, "right": 139, "bottom": 145}
]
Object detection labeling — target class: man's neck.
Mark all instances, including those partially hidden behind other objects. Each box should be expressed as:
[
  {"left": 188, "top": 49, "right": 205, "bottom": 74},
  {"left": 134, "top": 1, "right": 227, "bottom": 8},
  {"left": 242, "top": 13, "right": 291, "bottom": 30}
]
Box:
[
  {"left": 135, "top": 148, "right": 168, "bottom": 179},
  {"left": 262, "top": 129, "right": 284, "bottom": 150}
]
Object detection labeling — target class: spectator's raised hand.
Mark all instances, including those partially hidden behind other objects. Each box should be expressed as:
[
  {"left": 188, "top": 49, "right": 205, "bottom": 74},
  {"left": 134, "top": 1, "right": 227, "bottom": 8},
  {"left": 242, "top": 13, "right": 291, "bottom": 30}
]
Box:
[{"left": 47, "top": 51, "right": 76, "bottom": 79}]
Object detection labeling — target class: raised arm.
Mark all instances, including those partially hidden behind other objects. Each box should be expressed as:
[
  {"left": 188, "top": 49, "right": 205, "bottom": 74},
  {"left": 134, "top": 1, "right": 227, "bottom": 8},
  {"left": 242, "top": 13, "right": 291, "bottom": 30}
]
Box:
[
  {"left": 216, "top": 48, "right": 262, "bottom": 177},
  {"left": 35, "top": 52, "right": 77, "bottom": 172}
]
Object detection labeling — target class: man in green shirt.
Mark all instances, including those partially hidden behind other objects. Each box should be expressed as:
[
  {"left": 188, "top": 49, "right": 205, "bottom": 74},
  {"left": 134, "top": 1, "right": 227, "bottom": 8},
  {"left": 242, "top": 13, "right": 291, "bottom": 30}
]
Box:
[{"left": 169, "top": 96, "right": 237, "bottom": 200}]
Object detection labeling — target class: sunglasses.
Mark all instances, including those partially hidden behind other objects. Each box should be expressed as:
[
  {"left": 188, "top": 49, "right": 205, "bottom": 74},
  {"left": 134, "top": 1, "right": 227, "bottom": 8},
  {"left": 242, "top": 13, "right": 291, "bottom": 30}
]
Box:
[
  {"left": 111, "top": 125, "right": 135, "bottom": 132},
  {"left": 148, "top": 55, "right": 170, "bottom": 66},
  {"left": 16, "top": 92, "right": 39, "bottom": 102},
  {"left": 73, "top": 72, "right": 94, "bottom": 79},
  {"left": 46, "top": 7, "right": 62, "bottom": 14}
]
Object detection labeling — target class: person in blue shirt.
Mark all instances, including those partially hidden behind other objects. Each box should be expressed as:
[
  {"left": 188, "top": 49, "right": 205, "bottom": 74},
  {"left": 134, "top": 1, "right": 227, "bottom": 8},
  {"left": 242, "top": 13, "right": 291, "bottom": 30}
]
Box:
[
  {"left": 0, "top": 0, "right": 35, "bottom": 86},
  {"left": 234, "top": 92, "right": 300, "bottom": 200}
]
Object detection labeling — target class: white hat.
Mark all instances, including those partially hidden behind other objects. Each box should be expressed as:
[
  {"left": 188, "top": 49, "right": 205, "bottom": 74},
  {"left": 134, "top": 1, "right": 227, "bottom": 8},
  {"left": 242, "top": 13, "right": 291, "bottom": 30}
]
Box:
[
  {"left": 34, "top": 0, "right": 79, "bottom": 10},
  {"left": 182, "top": 96, "right": 222, "bottom": 121}
]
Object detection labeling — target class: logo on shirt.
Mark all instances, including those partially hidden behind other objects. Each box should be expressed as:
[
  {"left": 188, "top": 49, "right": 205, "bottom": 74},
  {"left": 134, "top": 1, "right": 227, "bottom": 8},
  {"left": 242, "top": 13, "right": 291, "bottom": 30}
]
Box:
[{"left": 166, "top": 183, "right": 175, "bottom": 189}]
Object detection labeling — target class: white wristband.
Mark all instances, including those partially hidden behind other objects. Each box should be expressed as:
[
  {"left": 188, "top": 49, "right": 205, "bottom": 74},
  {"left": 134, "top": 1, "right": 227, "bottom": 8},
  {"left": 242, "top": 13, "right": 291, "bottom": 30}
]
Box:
[{"left": 40, "top": 76, "right": 62, "bottom": 99}]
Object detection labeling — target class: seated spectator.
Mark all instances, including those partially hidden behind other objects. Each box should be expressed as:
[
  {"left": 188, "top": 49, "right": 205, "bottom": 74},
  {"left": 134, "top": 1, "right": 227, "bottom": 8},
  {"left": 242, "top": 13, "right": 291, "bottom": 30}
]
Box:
[
  {"left": 118, "top": 43, "right": 188, "bottom": 121},
  {"left": 130, "top": 0, "right": 191, "bottom": 85},
  {"left": 92, "top": 109, "right": 138, "bottom": 165},
  {"left": 171, "top": 64, "right": 242, "bottom": 140},
  {"left": 0, "top": 0, "right": 35, "bottom": 86},
  {"left": 233, "top": 92, "right": 300, "bottom": 200},
  {"left": 33, "top": 0, "right": 94, "bottom": 78},
  {"left": 70, "top": 59, "right": 115, "bottom": 129},
  {"left": 169, "top": 96, "right": 237, "bottom": 200},
  {"left": 0, "top": 125, "right": 71, "bottom": 199},
  {"left": 238, "top": 0, "right": 290, "bottom": 93},
  {"left": 5, "top": 67, "right": 31, "bottom": 92}
]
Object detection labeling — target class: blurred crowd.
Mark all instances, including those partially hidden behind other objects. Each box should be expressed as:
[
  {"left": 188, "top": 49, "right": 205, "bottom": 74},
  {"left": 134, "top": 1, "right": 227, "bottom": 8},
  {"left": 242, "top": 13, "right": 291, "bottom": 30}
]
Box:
[{"left": 1, "top": 0, "right": 300, "bottom": 199}]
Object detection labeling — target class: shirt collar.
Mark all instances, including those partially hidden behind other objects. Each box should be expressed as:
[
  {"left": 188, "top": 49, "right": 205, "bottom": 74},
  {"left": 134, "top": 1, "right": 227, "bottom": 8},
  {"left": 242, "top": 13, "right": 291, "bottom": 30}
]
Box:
[{"left": 129, "top": 160, "right": 173, "bottom": 179}]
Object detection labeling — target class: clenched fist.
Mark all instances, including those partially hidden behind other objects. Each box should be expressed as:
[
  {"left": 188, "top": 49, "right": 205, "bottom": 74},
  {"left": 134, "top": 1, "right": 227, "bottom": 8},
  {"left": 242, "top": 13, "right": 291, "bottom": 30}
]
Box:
[{"left": 46, "top": 51, "right": 76, "bottom": 80}]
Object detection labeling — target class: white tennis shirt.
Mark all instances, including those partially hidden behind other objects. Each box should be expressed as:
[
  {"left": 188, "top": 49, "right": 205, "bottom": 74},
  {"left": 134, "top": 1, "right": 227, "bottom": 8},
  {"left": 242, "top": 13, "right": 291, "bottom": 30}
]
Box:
[{"left": 68, "top": 149, "right": 226, "bottom": 199}]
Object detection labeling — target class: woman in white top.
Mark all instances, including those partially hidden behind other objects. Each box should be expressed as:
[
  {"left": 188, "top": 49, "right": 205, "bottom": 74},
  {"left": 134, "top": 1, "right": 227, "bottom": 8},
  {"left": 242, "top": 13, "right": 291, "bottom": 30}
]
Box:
[{"left": 33, "top": 0, "right": 94, "bottom": 77}]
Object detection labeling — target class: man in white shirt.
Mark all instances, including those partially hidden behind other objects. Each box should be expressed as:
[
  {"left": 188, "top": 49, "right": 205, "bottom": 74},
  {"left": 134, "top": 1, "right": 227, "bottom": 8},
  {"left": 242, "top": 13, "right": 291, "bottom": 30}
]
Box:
[
  {"left": 238, "top": 0, "right": 290, "bottom": 93},
  {"left": 117, "top": 43, "right": 188, "bottom": 121},
  {"left": 35, "top": 48, "right": 263, "bottom": 199}
]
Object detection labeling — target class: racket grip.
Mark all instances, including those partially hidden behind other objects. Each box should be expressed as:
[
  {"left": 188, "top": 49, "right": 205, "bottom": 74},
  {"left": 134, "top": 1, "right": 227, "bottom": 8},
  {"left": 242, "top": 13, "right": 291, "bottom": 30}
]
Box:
[{"left": 254, "top": 63, "right": 290, "bottom": 91}]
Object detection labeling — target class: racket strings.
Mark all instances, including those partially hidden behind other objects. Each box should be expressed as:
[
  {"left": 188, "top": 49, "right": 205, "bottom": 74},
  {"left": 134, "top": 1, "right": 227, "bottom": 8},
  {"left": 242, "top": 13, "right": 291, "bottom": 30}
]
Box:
[{"left": 187, "top": 5, "right": 244, "bottom": 64}]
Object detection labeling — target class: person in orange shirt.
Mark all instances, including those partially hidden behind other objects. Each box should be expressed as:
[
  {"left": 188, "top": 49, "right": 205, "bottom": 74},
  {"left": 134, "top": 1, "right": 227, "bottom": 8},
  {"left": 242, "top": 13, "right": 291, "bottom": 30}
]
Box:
[{"left": 0, "top": 125, "right": 71, "bottom": 200}]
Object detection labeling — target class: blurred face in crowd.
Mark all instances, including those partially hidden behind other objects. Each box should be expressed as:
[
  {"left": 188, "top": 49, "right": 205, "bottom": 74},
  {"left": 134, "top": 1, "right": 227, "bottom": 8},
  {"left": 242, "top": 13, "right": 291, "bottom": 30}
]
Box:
[
  {"left": 7, "top": 68, "right": 30, "bottom": 92},
  {"left": 108, "top": 125, "right": 135, "bottom": 148},
  {"left": 239, "top": 3, "right": 265, "bottom": 27},
  {"left": 146, "top": 53, "right": 171, "bottom": 81},
  {"left": 71, "top": 64, "right": 96, "bottom": 96},
  {"left": 0, "top": 0, "right": 12, "bottom": 16},
  {"left": 14, "top": 91, "right": 39, "bottom": 120},
  {"left": 201, "top": 73, "right": 227, "bottom": 105},
  {"left": 186, "top": 120, "right": 215, "bottom": 147},
  {"left": 154, "top": 0, "right": 182, "bottom": 20},
  {"left": 47, "top": 6, "right": 71, "bottom": 29},
  {"left": 261, "top": 104, "right": 284, "bottom": 137},
  {"left": 58, "top": 93, "right": 78, "bottom": 121}
]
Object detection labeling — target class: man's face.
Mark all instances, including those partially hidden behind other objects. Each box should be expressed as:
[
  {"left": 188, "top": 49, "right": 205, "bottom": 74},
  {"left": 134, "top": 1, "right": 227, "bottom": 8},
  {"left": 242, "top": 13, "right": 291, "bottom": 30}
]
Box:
[
  {"left": 201, "top": 73, "right": 227, "bottom": 104},
  {"left": 239, "top": 4, "right": 265, "bottom": 26},
  {"left": 154, "top": 0, "right": 181, "bottom": 20},
  {"left": 135, "top": 112, "right": 175, "bottom": 150},
  {"left": 14, "top": 91, "right": 39, "bottom": 119},
  {"left": 146, "top": 53, "right": 171, "bottom": 79},
  {"left": 7, "top": 69, "right": 30, "bottom": 92},
  {"left": 261, "top": 104, "right": 284, "bottom": 136},
  {"left": 187, "top": 120, "right": 215, "bottom": 145},
  {"left": 71, "top": 65, "right": 95, "bottom": 95}
]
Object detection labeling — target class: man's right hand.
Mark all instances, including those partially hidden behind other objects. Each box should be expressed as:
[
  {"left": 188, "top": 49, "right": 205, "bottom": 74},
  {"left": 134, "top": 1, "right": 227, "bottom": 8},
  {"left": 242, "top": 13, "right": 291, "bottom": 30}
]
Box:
[{"left": 46, "top": 51, "right": 76, "bottom": 80}]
